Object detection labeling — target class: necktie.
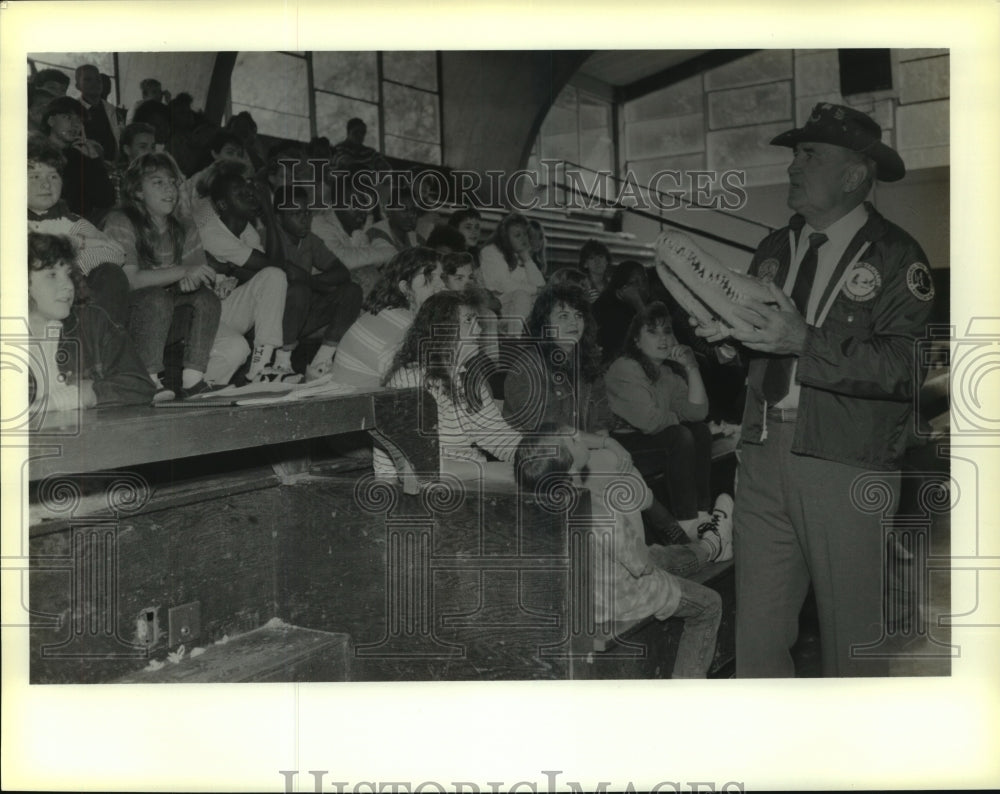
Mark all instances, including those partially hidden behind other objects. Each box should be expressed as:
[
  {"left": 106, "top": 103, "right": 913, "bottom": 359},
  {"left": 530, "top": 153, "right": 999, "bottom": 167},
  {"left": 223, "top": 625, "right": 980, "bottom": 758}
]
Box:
[{"left": 761, "top": 231, "right": 827, "bottom": 403}]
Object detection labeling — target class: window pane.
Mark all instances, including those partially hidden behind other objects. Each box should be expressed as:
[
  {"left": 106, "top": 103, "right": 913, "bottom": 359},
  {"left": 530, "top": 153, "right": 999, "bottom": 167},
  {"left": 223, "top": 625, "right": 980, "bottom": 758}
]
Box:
[
  {"left": 30, "top": 53, "right": 118, "bottom": 104},
  {"left": 231, "top": 102, "right": 310, "bottom": 142},
  {"left": 231, "top": 52, "right": 308, "bottom": 116},
  {"left": 383, "top": 82, "right": 439, "bottom": 143},
  {"left": 382, "top": 51, "right": 437, "bottom": 91},
  {"left": 30, "top": 51, "right": 115, "bottom": 77},
  {"left": 312, "top": 52, "right": 378, "bottom": 101},
  {"left": 541, "top": 85, "right": 577, "bottom": 136},
  {"left": 315, "top": 93, "right": 380, "bottom": 146},
  {"left": 384, "top": 134, "right": 441, "bottom": 165}
]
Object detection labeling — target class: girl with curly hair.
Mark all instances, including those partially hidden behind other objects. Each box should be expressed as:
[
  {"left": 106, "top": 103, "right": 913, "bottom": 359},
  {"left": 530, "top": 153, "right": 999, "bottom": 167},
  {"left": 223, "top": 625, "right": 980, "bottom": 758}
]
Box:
[
  {"left": 27, "top": 232, "right": 154, "bottom": 412},
  {"left": 374, "top": 291, "right": 520, "bottom": 480},
  {"left": 325, "top": 246, "right": 444, "bottom": 387}
]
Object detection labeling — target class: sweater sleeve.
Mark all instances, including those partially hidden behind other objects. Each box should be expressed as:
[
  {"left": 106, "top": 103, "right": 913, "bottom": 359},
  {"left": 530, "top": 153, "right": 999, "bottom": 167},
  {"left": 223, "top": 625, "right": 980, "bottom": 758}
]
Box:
[
  {"left": 605, "top": 358, "right": 672, "bottom": 434},
  {"left": 70, "top": 216, "right": 126, "bottom": 274},
  {"left": 665, "top": 366, "right": 709, "bottom": 422},
  {"left": 479, "top": 244, "right": 516, "bottom": 295},
  {"left": 464, "top": 384, "right": 522, "bottom": 461},
  {"left": 100, "top": 211, "right": 140, "bottom": 268}
]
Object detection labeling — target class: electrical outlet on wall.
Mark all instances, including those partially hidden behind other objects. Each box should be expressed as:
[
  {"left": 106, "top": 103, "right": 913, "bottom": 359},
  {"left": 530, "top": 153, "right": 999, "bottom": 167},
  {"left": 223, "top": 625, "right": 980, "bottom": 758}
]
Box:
[
  {"left": 168, "top": 602, "right": 201, "bottom": 648},
  {"left": 136, "top": 607, "right": 159, "bottom": 647}
]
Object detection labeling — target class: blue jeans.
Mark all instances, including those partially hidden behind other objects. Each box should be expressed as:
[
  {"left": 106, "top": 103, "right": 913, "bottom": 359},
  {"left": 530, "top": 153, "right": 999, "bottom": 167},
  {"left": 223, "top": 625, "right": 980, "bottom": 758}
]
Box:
[
  {"left": 669, "top": 574, "right": 723, "bottom": 678},
  {"left": 647, "top": 541, "right": 721, "bottom": 678}
]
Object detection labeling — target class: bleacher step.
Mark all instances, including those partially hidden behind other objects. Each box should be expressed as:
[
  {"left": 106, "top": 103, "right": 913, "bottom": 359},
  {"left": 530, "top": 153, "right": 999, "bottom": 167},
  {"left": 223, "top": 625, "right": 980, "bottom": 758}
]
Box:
[{"left": 115, "top": 622, "right": 350, "bottom": 683}]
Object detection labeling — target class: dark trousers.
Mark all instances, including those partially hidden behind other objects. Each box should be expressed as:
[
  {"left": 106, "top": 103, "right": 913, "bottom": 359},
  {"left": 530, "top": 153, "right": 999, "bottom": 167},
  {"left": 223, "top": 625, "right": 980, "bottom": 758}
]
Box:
[
  {"left": 85, "top": 263, "right": 131, "bottom": 327},
  {"left": 128, "top": 286, "right": 221, "bottom": 374},
  {"left": 282, "top": 281, "right": 363, "bottom": 347},
  {"left": 614, "top": 422, "right": 713, "bottom": 520},
  {"left": 735, "top": 420, "right": 896, "bottom": 677}
]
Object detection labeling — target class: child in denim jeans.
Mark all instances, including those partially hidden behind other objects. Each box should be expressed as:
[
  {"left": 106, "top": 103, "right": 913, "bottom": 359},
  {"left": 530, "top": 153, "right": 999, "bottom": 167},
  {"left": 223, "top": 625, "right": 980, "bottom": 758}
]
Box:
[{"left": 515, "top": 425, "right": 723, "bottom": 678}]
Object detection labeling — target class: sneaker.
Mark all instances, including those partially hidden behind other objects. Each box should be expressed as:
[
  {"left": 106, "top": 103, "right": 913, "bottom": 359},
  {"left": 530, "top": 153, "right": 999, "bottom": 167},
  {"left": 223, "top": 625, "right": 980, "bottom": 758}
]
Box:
[
  {"left": 152, "top": 386, "right": 176, "bottom": 403},
  {"left": 252, "top": 364, "right": 303, "bottom": 384},
  {"left": 698, "top": 493, "right": 734, "bottom": 562},
  {"left": 305, "top": 360, "right": 333, "bottom": 383},
  {"left": 178, "top": 379, "right": 217, "bottom": 399}
]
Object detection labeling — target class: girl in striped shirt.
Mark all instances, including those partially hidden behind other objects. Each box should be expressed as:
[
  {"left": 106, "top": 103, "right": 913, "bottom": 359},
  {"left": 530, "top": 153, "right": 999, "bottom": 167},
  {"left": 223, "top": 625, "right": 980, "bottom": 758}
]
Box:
[{"left": 374, "top": 291, "right": 521, "bottom": 481}]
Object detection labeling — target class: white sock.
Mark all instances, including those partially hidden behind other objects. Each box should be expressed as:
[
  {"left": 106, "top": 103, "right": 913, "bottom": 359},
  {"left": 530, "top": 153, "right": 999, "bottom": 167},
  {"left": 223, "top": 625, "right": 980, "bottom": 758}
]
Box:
[
  {"left": 310, "top": 343, "right": 338, "bottom": 368},
  {"left": 699, "top": 533, "right": 721, "bottom": 562},
  {"left": 246, "top": 344, "right": 275, "bottom": 378},
  {"left": 150, "top": 372, "right": 164, "bottom": 389},
  {"left": 181, "top": 368, "right": 203, "bottom": 389},
  {"left": 273, "top": 348, "right": 293, "bottom": 370}
]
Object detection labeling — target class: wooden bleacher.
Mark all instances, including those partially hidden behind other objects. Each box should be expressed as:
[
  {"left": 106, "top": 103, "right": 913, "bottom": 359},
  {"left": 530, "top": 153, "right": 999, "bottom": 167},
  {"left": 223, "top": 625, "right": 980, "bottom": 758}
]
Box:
[{"left": 26, "top": 386, "right": 736, "bottom": 683}]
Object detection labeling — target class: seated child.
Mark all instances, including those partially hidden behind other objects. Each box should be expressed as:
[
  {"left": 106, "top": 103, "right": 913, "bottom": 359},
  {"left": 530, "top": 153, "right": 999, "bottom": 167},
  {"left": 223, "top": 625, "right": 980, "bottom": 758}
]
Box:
[
  {"left": 271, "top": 185, "right": 363, "bottom": 379},
  {"left": 605, "top": 301, "right": 732, "bottom": 540},
  {"left": 479, "top": 212, "right": 546, "bottom": 336},
  {"left": 28, "top": 134, "right": 130, "bottom": 325},
  {"left": 192, "top": 160, "right": 290, "bottom": 384},
  {"left": 515, "top": 425, "right": 725, "bottom": 678},
  {"left": 27, "top": 232, "right": 155, "bottom": 412},
  {"left": 326, "top": 247, "right": 444, "bottom": 387},
  {"left": 101, "top": 152, "right": 225, "bottom": 399},
  {"left": 374, "top": 290, "right": 519, "bottom": 480}
]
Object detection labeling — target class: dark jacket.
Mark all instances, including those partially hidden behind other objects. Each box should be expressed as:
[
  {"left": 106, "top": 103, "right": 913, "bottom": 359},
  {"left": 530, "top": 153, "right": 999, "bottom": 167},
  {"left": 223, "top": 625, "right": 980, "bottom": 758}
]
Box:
[
  {"left": 741, "top": 204, "right": 936, "bottom": 470},
  {"left": 29, "top": 305, "right": 155, "bottom": 408},
  {"left": 502, "top": 345, "right": 611, "bottom": 434}
]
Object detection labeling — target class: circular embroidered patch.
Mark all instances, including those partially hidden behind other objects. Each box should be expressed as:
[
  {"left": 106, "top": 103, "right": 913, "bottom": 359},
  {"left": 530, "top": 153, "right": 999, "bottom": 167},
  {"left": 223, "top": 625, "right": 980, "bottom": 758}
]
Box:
[
  {"left": 842, "top": 262, "right": 882, "bottom": 302},
  {"left": 906, "top": 262, "right": 935, "bottom": 301},
  {"left": 757, "top": 258, "right": 780, "bottom": 283}
]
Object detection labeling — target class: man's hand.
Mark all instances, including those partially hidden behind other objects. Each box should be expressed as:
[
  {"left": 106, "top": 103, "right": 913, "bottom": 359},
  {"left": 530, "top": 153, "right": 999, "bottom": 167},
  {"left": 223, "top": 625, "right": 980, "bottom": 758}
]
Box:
[{"left": 728, "top": 282, "right": 808, "bottom": 355}]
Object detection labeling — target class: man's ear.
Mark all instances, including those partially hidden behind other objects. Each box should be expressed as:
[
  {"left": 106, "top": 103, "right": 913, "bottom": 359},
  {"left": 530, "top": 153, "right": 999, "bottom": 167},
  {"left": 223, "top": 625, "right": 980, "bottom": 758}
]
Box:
[
  {"left": 843, "top": 161, "right": 868, "bottom": 194},
  {"left": 398, "top": 279, "right": 411, "bottom": 299}
]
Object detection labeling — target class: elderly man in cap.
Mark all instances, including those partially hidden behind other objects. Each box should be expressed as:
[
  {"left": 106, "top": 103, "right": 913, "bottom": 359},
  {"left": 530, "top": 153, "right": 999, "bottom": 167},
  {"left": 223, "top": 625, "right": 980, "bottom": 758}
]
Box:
[{"left": 697, "top": 103, "right": 936, "bottom": 677}]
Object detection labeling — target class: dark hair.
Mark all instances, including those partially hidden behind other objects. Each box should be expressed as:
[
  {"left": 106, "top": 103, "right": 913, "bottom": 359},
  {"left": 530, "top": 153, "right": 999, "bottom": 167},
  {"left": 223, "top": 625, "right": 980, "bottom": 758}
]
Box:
[
  {"left": 448, "top": 206, "right": 482, "bottom": 227},
  {"left": 425, "top": 224, "right": 467, "bottom": 254},
  {"left": 548, "top": 267, "right": 590, "bottom": 290},
  {"left": 207, "top": 130, "right": 243, "bottom": 157},
  {"left": 604, "top": 259, "right": 647, "bottom": 295},
  {"left": 40, "top": 96, "right": 83, "bottom": 134},
  {"left": 32, "top": 68, "right": 71, "bottom": 90},
  {"left": 514, "top": 422, "right": 575, "bottom": 495},
  {"left": 74, "top": 63, "right": 99, "bottom": 81},
  {"left": 273, "top": 185, "right": 310, "bottom": 213},
  {"left": 121, "top": 122, "right": 156, "bottom": 152},
  {"left": 490, "top": 213, "right": 530, "bottom": 271},
  {"left": 28, "top": 84, "right": 56, "bottom": 110},
  {"left": 133, "top": 99, "right": 171, "bottom": 136},
  {"left": 204, "top": 159, "right": 253, "bottom": 202},
  {"left": 382, "top": 290, "right": 483, "bottom": 412},
  {"left": 527, "top": 284, "right": 603, "bottom": 383},
  {"left": 363, "top": 247, "right": 442, "bottom": 314},
  {"left": 116, "top": 152, "right": 186, "bottom": 269},
  {"left": 579, "top": 239, "right": 612, "bottom": 269},
  {"left": 140, "top": 78, "right": 162, "bottom": 93},
  {"left": 28, "top": 133, "right": 67, "bottom": 173},
  {"left": 347, "top": 117, "right": 366, "bottom": 134},
  {"left": 621, "top": 301, "right": 677, "bottom": 383},
  {"left": 227, "top": 110, "right": 257, "bottom": 131},
  {"left": 28, "top": 232, "right": 86, "bottom": 302}
]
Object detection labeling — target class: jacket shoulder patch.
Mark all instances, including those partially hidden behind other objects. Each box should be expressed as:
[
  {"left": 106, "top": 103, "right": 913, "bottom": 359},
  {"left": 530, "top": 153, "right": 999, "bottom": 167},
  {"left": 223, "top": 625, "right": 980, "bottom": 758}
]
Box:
[{"left": 906, "top": 262, "right": 935, "bottom": 301}]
